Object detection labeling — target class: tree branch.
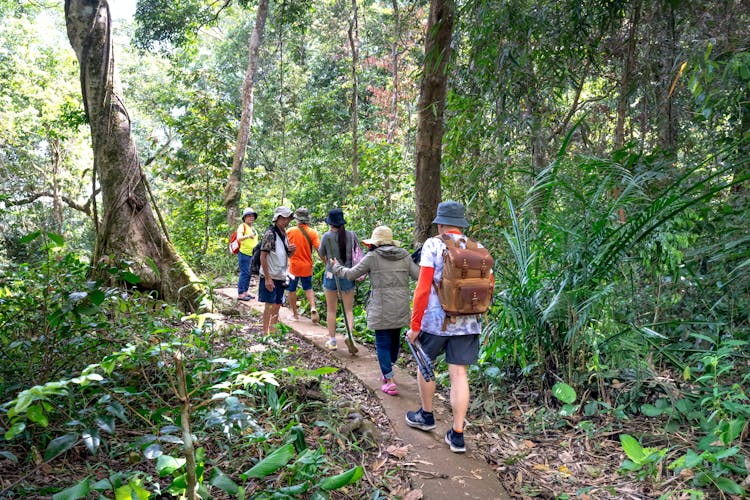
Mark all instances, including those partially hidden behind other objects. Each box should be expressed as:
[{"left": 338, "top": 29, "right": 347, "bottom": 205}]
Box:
[{"left": 4, "top": 191, "right": 98, "bottom": 216}]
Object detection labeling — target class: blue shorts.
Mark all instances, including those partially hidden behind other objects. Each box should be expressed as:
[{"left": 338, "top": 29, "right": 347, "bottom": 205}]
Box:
[
  {"left": 258, "top": 277, "right": 286, "bottom": 304},
  {"left": 287, "top": 275, "right": 312, "bottom": 292},
  {"left": 323, "top": 274, "right": 355, "bottom": 292},
  {"left": 418, "top": 331, "right": 479, "bottom": 366}
]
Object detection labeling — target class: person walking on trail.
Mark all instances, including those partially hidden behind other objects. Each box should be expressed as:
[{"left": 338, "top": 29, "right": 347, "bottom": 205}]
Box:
[
  {"left": 331, "top": 225, "right": 419, "bottom": 396},
  {"left": 405, "top": 200, "right": 492, "bottom": 453},
  {"left": 286, "top": 207, "right": 322, "bottom": 323},
  {"left": 319, "top": 208, "right": 360, "bottom": 350},
  {"left": 237, "top": 207, "right": 258, "bottom": 301},
  {"left": 258, "top": 206, "right": 296, "bottom": 334}
]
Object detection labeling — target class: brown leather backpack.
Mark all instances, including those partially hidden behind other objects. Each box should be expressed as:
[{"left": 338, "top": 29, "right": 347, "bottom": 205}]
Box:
[{"left": 434, "top": 234, "right": 494, "bottom": 330}]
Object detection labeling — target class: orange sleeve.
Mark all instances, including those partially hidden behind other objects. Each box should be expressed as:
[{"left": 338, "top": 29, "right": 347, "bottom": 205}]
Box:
[{"left": 411, "top": 266, "right": 434, "bottom": 332}]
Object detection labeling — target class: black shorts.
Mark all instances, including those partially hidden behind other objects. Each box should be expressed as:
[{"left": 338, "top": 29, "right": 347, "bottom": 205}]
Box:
[{"left": 418, "top": 332, "right": 479, "bottom": 366}]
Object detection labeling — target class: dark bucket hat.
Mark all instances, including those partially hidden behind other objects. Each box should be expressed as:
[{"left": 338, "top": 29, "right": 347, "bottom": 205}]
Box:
[
  {"left": 432, "top": 200, "right": 469, "bottom": 228},
  {"left": 325, "top": 208, "right": 346, "bottom": 227}
]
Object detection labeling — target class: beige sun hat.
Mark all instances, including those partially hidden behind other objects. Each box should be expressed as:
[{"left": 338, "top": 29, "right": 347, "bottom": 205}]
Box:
[{"left": 362, "top": 225, "right": 400, "bottom": 247}]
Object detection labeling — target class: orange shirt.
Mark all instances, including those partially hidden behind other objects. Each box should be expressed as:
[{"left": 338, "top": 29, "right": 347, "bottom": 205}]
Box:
[{"left": 287, "top": 224, "right": 321, "bottom": 277}]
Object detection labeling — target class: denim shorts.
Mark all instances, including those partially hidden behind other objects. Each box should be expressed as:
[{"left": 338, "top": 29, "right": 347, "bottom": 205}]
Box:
[
  {"left": 323, "top": 274, "right": 355, "bottom": 292},
  {"left": 258, "top": 277, "right": 286, "bottom": 304},
  {"left": 418, "top": 331, "right": 479, "bottom": 366},
  {"left": 287, "top": 275, "right": 312, "bottom": 292}
]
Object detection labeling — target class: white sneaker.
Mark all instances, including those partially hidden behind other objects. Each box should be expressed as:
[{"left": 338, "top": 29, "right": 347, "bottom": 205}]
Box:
[{"left": 325, "top": 338, "right": 337, "bottom": 350}]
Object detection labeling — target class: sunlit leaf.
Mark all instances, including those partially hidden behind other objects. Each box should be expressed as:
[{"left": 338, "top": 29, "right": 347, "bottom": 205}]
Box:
[
  {"left": 318, "top": 465, "right": 364, "bottom": 491},
  {"left": 156, "top": 455, "right": 186, "bottom": 477},
  {"left": 551, "top": 382, "right": 576, "bottom": 404}
]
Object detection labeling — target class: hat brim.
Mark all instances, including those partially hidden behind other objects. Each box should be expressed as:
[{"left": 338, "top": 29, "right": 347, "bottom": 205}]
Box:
[
  {"left": 362, "top": 238, "right": 401, "bottom": 247},
  {"left": 432, "top": 216, "right": 469, "bottom": 228},
  {"left": 325, "top": 217, "right": 347, "bottom": 226}
]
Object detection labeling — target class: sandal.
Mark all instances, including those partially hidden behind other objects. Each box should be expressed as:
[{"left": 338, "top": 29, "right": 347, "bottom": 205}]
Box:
[{"left": 381, "top": 381, "right": 398, "bottom": 396}]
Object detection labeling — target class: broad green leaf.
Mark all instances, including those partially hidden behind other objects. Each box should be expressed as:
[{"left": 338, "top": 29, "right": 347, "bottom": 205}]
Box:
[
  {"left": 242, "top": 443, "right": 295, "bottom": 479},
  {"left": 27, "top": 405, "right": 49, "bottom": 427},
  {"left": 156, "top": 455, "right": 186, "bottom": 477},
  {"left": 209, "top": 469, "right": 239, "bottom": 495},
  {"left": 0, "top": 451, "right": 18, "bottom": 463},
  {"left": 115, "top": 479, "right": 150, "bottom": 500},
  {"left": 5, "top": 422, "right": 27, "bottom": 440},
  {"left": 559, "top": 404, "right": 578, "bottom": 416},
  {"left": 82, "top": 429, "right": 101, "bottom": 455},
  {"left": 44, "top": 433, "right": 79, "bottom": 461},
  {"left": 619, "top": 434, "right": 645, "bottom": 463},
  {"left": 20, "top": 231, "right": 42, "bottom": 244},
  {"left": 166, "top": 473, "right": 187, "bottom": 495},
  {"left": 95, "top": 415, "right": 115, "bottom": 434},
  {"left": 143, "top": 443, "right": 163, "bottom": 459},
  {"left": 121, "top": 271, "right": 141, "bottom": 284},
  {"left": 715, "top": 477, "right": 744, "bottom": 495},
  {"left": 277, "top": 483, "right": 308, "bottom": 495},
  {"left": 52, "top": 477, "right": 90, "bottom": 500},
  {"left": 640, "top": 404, "right": 662, "bottom": 417},
  {"left": 552, "top": 382, "right": 576, "bottom": 404},
  {"left": 318, "top": 465, "right": 364, "bottom": 491},
  {"left": 47, "top": 232, "right": 65, "bottom": 246}
]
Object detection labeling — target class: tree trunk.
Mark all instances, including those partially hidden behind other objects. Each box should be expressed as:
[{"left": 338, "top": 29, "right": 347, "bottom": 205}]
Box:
[
  {"left": 65, "top": 0, "right": 202, "bottom": 308},
  {"left": 614, "top": 0, "right": 640, "bottom": 150},
  {"left": 383, "top": 0, "right": 402, "bottom": 211},
  {"left": 413, "top": 0, "right": 454, "bottom": 244},
  {"left": 348, "top": 0, "right": 360, "bottom": 185},
  {"left": 223, "top": 0, "right": 269, "bottom": 227},
  {"left": 654, "top": 1, "right": 678, "bottom": 154}
]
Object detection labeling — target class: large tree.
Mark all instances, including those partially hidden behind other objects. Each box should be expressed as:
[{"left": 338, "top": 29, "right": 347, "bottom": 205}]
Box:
[
  {"left": 413, "top": 0, "right": 454, "bottom": 243},
  {"left": 222, "top": 0, "right": 269, "bottom": 226},
  {"left": 65, "top": 0, "right": 202, "bottom": 307}
]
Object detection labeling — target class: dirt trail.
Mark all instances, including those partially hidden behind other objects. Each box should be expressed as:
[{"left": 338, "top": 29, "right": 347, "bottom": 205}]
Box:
[{"left": 218, "top": 288, "right": 509, "bottom": 499}]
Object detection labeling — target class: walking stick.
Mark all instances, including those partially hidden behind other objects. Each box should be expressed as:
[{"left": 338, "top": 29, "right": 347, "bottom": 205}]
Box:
[
  {"left": 327, "top": 240, "right": 358, "bottom": 355},
  {"left": 405, "top": 331, "right": 435, "bottom": 382}
]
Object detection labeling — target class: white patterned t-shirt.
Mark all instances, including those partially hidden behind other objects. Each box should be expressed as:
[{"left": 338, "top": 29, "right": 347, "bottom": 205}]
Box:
[{"left": 418, "top": 233, "right": 484, "bottom": 336}]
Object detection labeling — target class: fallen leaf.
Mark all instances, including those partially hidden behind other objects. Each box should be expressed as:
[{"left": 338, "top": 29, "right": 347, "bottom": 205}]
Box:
[
  {"left": 404, "top": 489, "right": 423, "bottom": 500},
  {"left": 532, "top": 464, "right": 551, "bottom": 472},
  {"left": 386, "top": 445, "right": 409, "bottom": 458},
  {"left": 522, "top": 439, "right": 535, "bottom": 449},
  {"left": 373, "top": 457, "right": 387, "bottom": 471}
]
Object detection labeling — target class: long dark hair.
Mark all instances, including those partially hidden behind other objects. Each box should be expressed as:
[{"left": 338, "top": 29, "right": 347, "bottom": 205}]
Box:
[{"left": 337, "top": 225, "right": 347, "bottom": 264}]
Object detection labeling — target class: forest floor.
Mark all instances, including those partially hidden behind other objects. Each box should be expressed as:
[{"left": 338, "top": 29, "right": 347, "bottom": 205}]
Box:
[
  {"left": 219, "top": 288, "right": 705, "bottom": 500},
  {"left": 0, "top": 289, "right": 710, "bottom": 500}
]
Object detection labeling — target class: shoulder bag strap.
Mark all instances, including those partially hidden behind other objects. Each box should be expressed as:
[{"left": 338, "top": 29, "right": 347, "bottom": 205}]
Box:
[{"left": 298, "top": 225, "right": 313, "bottom": 253}]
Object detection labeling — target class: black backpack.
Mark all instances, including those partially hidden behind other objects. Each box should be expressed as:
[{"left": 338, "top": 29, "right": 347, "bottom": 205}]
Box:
[
  {"left": 250, "top": 242, "right": 262, "bottom": 275},
  {"left": 250, "top": 226, "right": 288, "bottom": 276}
]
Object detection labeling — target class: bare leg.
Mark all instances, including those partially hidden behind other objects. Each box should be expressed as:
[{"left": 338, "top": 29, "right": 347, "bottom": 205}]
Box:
[
  {"left": 288, "top": 291, "right": 299, "bottom": 319},
  {"left": 340, "top": 290, "right": 355, "bottom": 333},
  {"left": 262, "top": 304, "right": 273, "bottom": 334},
  {"left": 268, "top": 304, "right": 281, "bottom": 333},
  {"left": 416, "top": 370, "right": 437, "bottom": 413},
  {"left": 448, "top": 364, "right": 469, "bottom": 432},
  {"left": 324, "top": 289, "right": 338, "bottom": 339},
  {"left": 305, "top": 288, "right": 316, "bottom": 313}
]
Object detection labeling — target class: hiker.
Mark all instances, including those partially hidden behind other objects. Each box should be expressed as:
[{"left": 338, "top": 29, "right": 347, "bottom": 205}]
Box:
[
  {"left": 286, "top": 207, "right": 322, "bottom": 323},
  {"left": 331, "top": 225, "right": 419, "bottom": 395},
  {"left": 319, "top": 208, "right": 360, "bottom": 350},
  {"left": 236, "top": 207, "right": 258, "bottom": 301},
  {"left": 258, "top": 206, "right": 296, "bottom": 334},
  {"left": 405, "top": 200, "right": 493, "bottom": 453}
]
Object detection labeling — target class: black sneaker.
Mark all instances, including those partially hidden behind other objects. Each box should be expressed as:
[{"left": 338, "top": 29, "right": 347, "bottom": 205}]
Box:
[
  {"left": 445, "top": 429, "right": 466, "bottom": 453},
  {"left": 405, "top": 408, "right": 435, "bottom": 431}
]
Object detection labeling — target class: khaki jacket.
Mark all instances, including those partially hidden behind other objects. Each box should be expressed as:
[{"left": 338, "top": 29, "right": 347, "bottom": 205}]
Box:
[{"left": 333, "top": 245, "right": 419, "bottom": 330}]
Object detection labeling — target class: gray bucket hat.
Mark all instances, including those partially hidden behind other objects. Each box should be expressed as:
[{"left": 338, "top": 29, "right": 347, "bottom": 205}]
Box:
[
  {"left": 294, "top": 207, "right": 312, "bottom": 224},
  {"left": 242, "top": 207, "right": 258, "bottom": 220},
  {"left": 432, "top": 200, "right": 469, "bottom": 228},
  {"left": 272, "top": 206, "right": 294, "bottom": 222}
]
